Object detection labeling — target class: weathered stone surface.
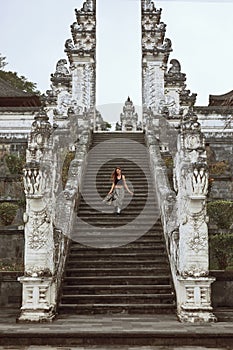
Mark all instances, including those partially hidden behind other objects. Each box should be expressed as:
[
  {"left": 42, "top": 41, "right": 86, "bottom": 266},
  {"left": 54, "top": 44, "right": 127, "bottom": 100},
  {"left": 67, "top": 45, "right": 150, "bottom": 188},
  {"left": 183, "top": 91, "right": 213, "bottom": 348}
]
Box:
[
  {"left": 0, "top": 230, "right": 24, "bottom": 264},
  {"left": 0, "top": 272, "right": 22, "bottom": 307}
]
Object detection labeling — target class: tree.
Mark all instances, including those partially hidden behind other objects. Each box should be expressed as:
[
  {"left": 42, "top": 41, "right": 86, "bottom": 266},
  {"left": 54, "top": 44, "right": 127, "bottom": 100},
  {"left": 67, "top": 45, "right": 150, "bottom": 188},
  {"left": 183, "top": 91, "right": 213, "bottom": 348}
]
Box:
[
  {"left": 102, "top": 121, "right": 112, "bottom": 131},
  {"left": 0, "top": 53, "right": 7, "bottom": 69},
  {"left": 0, "top": 53, "right": 40, "bottom": 95}
]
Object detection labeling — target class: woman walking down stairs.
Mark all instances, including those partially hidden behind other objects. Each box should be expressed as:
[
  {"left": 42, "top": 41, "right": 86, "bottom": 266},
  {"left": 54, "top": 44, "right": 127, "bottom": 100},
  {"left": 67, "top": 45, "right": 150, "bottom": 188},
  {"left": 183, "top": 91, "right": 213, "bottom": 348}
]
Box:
[{"left": 59, "top": 132, "right": 176, "bottom": 315}]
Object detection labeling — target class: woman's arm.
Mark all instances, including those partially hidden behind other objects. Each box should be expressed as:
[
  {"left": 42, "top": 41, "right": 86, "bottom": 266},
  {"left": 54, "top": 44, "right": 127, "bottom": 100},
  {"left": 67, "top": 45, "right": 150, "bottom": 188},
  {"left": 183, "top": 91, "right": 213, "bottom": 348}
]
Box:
[
  {"left": 108, "top": 182, "right": 115, "bottom": 194},
  {"left": 122, "top": 175, "right": 133, "bottom": 195}
]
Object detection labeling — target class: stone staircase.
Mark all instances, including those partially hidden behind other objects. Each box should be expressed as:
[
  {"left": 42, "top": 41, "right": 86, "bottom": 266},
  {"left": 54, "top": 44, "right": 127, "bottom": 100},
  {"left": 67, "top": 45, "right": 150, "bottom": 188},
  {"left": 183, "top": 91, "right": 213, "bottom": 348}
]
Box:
[{"left": 59, "top": 132, "right": 176, "bottom": 315}]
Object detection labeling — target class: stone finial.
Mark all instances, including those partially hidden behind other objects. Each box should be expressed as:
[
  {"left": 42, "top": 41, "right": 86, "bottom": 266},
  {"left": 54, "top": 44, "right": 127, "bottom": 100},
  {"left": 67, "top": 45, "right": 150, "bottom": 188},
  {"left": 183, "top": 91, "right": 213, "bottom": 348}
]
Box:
[
  {"left": 80, "top": 0, "right": 94, "bottom": 13},
  {"left": 142, "top": 0, "right": 161, "bottom": 17}
]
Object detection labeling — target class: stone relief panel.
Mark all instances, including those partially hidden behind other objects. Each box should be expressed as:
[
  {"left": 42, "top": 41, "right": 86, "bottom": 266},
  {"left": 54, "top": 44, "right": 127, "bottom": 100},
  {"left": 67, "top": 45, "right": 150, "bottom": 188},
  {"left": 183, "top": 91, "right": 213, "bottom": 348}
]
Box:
[{"left": 27, "top": 209, "right": 50, "bottom": 250}]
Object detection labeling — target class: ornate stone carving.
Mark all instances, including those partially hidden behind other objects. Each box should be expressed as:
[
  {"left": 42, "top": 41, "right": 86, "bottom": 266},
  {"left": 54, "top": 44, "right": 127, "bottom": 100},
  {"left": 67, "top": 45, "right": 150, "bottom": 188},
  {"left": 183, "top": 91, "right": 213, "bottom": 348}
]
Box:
[
  {"left": 119, "top": 97, "right": 139, "bottom": 132},
  {"left": 53, "top": 90, "right": 73, "bottom": 119},
  {"left": 23, "top": 162, "right": 45, "bottom": 198},
  {"left": 182, "top": 266, "right": 208, "bottom": 278},
  {"left": 54, "top": 59, "right": 70, "bottom": 77},
  {"left": 44, "top": 89, "right": 57, "bottom": 105},
  {"left": 50, "top": 59, "right": 72, "bottom": 88},
  {"left": 143, "top": 0, "right": 161, "bottom": 18},
  {"left": 165, "top": 59, "right": 186, "bottom": 88},
  {"left": 158, "top": 94, "right": 178, "bottom": 116},
  {"left": 80, "top": 0, "right": 94, "bottom": 12},
  {"left": 27, "top": 109, "right": 52, "bottom": 164},
  {"left": 180, "top": 87, "right": 197, "bottom": 107},
  {"left": 68, "top": 102, "right": 84, "bottom": 115},
  {"left": 191, "top": 162, "right": 208, "bottom": 196},
  {"left": 27, "top": 209, "right": 50, "bottom": 250}
]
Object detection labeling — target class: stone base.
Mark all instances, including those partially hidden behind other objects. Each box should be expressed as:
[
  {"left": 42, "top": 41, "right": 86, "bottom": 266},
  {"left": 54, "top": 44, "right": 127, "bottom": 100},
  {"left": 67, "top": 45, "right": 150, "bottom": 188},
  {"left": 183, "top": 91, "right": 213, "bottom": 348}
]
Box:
[
  {"left": 17, "top": 307, "right": 55, "bottom": 323},
  {"left": 178, "top": 306, "right": 217, "bottom": 323},
  {"left": 18, "top": 276, "right": 56, "bottom": 323}
]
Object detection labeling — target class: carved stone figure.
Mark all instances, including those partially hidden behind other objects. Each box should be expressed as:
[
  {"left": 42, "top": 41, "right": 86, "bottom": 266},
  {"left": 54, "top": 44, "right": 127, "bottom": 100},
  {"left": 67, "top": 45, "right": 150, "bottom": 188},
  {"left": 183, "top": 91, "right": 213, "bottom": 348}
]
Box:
[
  {"left": 156, "top": 38, "right": 172, "bottom": 53},
  {"left": 65, "top": 39, "right": 74, "bottom": 51},
  {"left": 81, "top": 0, "right": 94, "bottom": 12},
  {"left": 54, "top": 59, "right": 70, "bottom": 77}
]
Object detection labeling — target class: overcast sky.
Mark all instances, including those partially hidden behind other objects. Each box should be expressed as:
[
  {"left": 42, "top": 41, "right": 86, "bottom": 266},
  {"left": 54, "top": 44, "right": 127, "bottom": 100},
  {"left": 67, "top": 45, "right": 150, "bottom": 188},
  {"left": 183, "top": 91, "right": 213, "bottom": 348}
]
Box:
[{"left": 1, "top": 0, "right": 233, "bottom": 119}]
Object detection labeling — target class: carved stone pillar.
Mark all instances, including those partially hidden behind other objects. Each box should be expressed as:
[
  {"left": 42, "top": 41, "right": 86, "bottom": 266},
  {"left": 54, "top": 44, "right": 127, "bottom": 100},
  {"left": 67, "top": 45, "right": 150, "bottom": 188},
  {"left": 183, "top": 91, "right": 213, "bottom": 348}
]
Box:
[
  {"left": 141, "top": 0, "right": 172, "bottom": 116},
  {"left": 64, "top": 0, "right": 96, "bottom": 123},
  {"left": 18, "top": 110, "right": 56, "bottom": 322},
  {"left": 174, "top": 109, "right": 216, "bottom": 322}
]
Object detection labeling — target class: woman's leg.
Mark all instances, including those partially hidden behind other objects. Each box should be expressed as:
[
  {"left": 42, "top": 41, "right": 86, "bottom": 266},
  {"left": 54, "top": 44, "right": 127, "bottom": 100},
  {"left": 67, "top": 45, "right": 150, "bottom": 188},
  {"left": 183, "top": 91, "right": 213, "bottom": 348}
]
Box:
[{"left": 115, "top": 187, "right": 125, "bottom": 214}]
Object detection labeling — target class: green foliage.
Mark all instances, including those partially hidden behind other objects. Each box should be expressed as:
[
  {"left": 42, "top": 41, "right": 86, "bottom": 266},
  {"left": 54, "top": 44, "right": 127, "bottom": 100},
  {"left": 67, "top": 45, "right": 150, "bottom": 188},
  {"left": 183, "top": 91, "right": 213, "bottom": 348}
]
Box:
[
  {"left": 209, "top": 233, "right": 233, "bottom": 270},
  {"left": 163, "top": 156, "right": 173, "bottom": 169},
  {"left": 102, "top": 121, "right": 112, "bottom": 131},
  {"left": 62, "top": 151, "right": 76, "bottom": 188},
  {"left": 207, "top": 200, "right": 233, "bottom": 229},
  {"left": 4, "top": 154, "right": 25, "bottom": 175},
  {"left": 0, "top": 70, "right": 40, "bottom": 95},
  {"left": 0, "top": 53, "right": 7, "bottom": 69},
  {"left": 0, "top": 202, "right": 18, "bottom": 226},
  {"left": 0, "top": 260, "right": 24, "bottom": 272}
]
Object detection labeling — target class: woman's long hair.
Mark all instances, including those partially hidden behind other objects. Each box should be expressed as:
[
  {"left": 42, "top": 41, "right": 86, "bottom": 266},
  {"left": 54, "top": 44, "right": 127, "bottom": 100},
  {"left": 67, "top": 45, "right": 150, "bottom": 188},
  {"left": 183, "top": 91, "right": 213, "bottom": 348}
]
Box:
[{"left": 111, "top": 166, "right": 122, "bottom": 183}]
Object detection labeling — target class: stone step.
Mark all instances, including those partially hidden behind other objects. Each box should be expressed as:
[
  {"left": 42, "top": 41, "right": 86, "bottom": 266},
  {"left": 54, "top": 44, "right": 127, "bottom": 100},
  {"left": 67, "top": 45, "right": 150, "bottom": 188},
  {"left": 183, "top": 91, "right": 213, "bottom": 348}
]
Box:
[
  {"left": 213, "top": 308, "right": 233, "bottom": 322},
  {"left": 69, "top": 246, "right": 167, "bottom": 253},
  {"left": 76, "top": 218, "right": 160, "bottom": 225},
  {"left": 85, "top": 170, "right": 150, "bottom": 175},
  {"left": 78, "top": 208, "right": 161, "bottom": 213},
  {"left": 82, "top": 185, "right": 150, "bottom": 190},
  {"left": 60, "top": 293, "right": 175, "bottom": 305},
  {"left": 85, "top": 163, "right": 150, "bottom": 168},
  {"left": 68, "top": 252, "right": 168, "bottom": 261},
  {"left": 70, "top": 241, "right": 165, "bottom": 249},
  {"left": 69, "top": 237, "right": 164, "bottom": 246},
  {"left": 65, "top": 267, "right": 170, "bottom": 277},
  {"left": 62, "top": 284, "right": 173, "bottom": 294},
  {"left": 70, "top": 238, "right": 165, "bottom": 246},
  {"left": 58, "top": 133, "right": 176, "bottom": 316},
  {"left": 66, "top": 259, "right": 169, "bottom": 268},
  {"left": 63, "top": 275, "right": 172, "bottom": 285},
  {"left": 59, "top": 303, "right": 176, "bottom": 315},
  {"left": 75, "top": 224, "right": 157, "bottom": 231},
  {"left": 70, "top": 227, "right": 163, "bottom": 234}
]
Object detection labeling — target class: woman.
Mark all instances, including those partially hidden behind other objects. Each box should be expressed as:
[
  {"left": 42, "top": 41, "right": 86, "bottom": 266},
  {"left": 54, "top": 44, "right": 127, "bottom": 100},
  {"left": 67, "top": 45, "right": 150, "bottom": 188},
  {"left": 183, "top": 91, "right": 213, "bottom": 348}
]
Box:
[{"left": 107, "top": 166, "right": 133, "bottom": 214}]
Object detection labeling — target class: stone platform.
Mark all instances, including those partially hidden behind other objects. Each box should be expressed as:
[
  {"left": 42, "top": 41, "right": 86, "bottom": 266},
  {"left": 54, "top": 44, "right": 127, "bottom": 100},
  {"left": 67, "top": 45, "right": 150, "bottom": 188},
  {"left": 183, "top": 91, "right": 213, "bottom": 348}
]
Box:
[{"left": 0, "top": 309, "right": 233, "bottom": 348}]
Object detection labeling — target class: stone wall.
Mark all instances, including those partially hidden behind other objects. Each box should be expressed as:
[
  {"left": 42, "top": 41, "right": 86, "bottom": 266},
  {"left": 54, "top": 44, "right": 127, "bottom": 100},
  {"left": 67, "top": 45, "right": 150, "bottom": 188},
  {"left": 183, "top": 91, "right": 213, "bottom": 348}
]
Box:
[
  {"left": 0, "top": 176, "right": 24, "bottom": 202},
  {"left": 211, "top": 271, "right": 233, "bottom": 307},
  {"left": 0, "top": 272, "right": 22, "bottom": 308},
  {"left": 0, "top": 229, "right": 24, "bottom": 264},
  {"left": 209, "top": 177, "right": 233, "bottom": 201}
]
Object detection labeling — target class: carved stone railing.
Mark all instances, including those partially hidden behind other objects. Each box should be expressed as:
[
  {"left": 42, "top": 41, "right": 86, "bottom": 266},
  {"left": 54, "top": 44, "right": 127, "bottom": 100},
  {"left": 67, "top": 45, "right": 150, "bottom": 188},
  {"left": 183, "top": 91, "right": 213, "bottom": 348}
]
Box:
[
  {"left": 145, "top": 109, "right": 216, "bottom": 323},
  {"left": 18, "top": 107, "right": 92, "bottom": 322},
  {"left": 145, "top": 128, "right": 179, "bottom": 299}
]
